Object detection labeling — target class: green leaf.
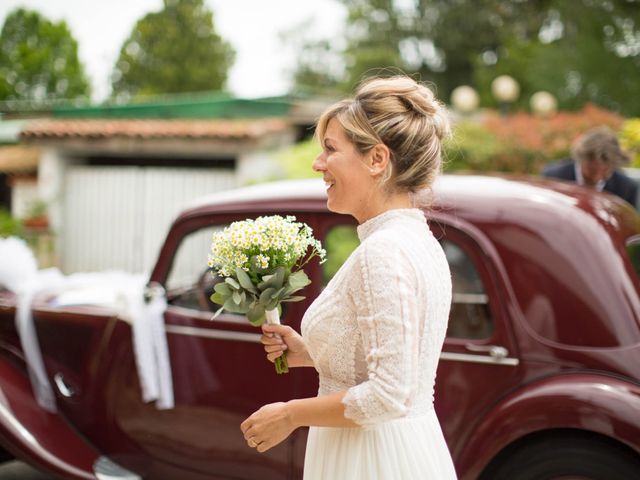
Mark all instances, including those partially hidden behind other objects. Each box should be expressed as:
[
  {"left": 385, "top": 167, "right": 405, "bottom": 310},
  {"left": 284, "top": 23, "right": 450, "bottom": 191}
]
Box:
[
  {"left": 235, "top": 267, "right": 257, "bottom": 292},
  {"left": 272, "top": 286, "right": 286, "bottom": 300},
  {"left": 223, "top": 297, "right": 245, "bottom": 314},
  {"left": 225, "top": 277, "right": 240, "bottom": 290},
  {"left": 266, "top": 298, "right": 279, "bottom": 311},
  {"left": 214, "top": 282, "right": 232, "bottom": 296},
  {"left": 288, "top": 270, "right": 311, "bottom": 289},
  {"left": 247, "top": 303, "right": 266, "bottom": 326},
  {"left": 210, "top": 292, "right": 225, "bottom": 306},
  {"left": 260, "top": 287, "right": 276, "bottom": 304},
  {"left": 232, "top": 290, "right": 241, "bottom": 304},
  {"left": 259, "top": 266, "right": 286, "bottom": 290},
  {"left": 281, "top": 295, "right": 305, "bottom": 303},
  {"left": 211, "top": 306, "right": 224, "bottom": 320}
]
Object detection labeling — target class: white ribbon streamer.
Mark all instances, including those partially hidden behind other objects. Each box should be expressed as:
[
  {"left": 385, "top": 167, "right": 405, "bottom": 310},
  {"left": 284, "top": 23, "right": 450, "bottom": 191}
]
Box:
[{"left": 0, "top": 237, "right": 174, "bottom": 411}]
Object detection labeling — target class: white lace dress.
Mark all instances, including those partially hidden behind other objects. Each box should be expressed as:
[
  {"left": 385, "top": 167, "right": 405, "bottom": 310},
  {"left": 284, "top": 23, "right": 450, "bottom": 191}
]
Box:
[{"left": 301, "top": 208, "right": 457, "bottom": 479}]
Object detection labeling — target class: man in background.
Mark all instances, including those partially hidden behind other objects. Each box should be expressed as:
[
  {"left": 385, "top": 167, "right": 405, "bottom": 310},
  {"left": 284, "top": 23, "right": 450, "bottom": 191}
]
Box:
[{"left": 542, "top": 126, "right": 638, "bottom": 208}]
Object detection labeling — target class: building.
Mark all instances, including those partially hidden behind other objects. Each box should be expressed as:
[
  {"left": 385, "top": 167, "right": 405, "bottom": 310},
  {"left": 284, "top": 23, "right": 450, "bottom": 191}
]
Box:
[{"left": 6, "top": 93, "right": 324, "bottom": 273}]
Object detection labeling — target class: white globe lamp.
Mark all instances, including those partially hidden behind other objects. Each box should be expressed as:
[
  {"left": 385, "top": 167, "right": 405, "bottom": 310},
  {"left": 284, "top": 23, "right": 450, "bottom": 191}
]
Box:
[{"left": 451, "top": 86, "right": 480, "bottom": 113}]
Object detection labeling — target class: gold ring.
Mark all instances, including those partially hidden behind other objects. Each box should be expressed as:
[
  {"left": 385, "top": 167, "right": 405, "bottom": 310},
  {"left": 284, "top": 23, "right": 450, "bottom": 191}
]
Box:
[{"left": 248, "top": 439, "right": 256, "bottom": 448}]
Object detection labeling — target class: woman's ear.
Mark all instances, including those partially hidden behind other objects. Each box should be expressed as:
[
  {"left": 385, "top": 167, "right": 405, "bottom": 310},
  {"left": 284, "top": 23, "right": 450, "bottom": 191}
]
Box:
[{"left": 368, "top": 144, "right": 391, "bottom": 176}]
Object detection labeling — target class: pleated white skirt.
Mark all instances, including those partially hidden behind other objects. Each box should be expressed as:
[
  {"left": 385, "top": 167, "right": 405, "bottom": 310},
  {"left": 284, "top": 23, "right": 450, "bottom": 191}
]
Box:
[{"left": 303, "top": 409, "right": 458, "bottom": 480}]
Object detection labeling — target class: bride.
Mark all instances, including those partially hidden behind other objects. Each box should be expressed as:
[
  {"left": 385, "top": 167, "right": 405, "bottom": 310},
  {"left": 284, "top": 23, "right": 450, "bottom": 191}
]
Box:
[{"left": 241, "top": 75, "right": 458, "bottom": 479}]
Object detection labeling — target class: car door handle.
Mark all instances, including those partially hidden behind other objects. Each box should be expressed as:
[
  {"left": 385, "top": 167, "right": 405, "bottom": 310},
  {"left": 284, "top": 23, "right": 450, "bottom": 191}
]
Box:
[
  {"left": 53, "top": 372, "right": 77, "bottom": 398},
  {"left": 465, "top": 344, "right": 509, "bottom": 360}
]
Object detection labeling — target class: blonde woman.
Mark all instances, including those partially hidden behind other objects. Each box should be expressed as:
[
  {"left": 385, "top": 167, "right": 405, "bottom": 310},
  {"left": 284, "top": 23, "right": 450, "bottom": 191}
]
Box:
[{"left": 241, "top": 76, "right": 457, "bottom": 479}]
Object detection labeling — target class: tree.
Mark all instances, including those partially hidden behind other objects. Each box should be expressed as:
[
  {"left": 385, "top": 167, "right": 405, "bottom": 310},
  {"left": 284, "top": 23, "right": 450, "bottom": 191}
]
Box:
[
  {"left": 112, "top": 0, "right": 234, "bottom": 99},
  {"left": 473, "top": 0, "right": 640, "bottom": 115},
  {"left": 289, "top": 0, "right": 640, "bottom": 116},
  {"left": 0, "top": 8, "right": 90, "bottom": 103}
]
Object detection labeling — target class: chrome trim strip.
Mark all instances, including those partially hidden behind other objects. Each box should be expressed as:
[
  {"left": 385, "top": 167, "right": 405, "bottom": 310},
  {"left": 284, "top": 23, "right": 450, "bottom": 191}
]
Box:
[
  {"left": 167, "top": 305, "right": 247, "bottom": 325},
  {"left": 165, "top": 324, "right": 261, "bottom": 343},
  {"left": 440, "top": 351, "right": 519, "bottom": 366},
  {"left": 94, "top": 456, "right": 141, "bottom": 480},
  {"left": 0, "top": 398, "right": 94, "bottom": 479},
  {"left": 165, "top": 326, "right": 519, "bottom": 366},
  {"left": 452, "top": 293, "right": 489, "bottom": 304}
]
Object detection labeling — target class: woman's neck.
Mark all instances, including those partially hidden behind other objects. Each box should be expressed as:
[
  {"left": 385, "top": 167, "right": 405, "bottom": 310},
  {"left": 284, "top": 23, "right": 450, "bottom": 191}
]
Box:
[{"left": 355, "top": 191, "right": 413, "bottom": 224}]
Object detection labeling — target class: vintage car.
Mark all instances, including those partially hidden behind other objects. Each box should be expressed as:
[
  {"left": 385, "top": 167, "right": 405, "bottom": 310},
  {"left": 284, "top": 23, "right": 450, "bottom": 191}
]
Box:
[{"left": 1, "top": 175, "right": 640, "bottom": 480}]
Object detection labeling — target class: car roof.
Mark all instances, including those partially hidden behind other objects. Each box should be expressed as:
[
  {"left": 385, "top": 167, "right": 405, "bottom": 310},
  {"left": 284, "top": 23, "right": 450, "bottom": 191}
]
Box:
[{"left": 179, "top": 174, "right": 634, "bottom": 228}]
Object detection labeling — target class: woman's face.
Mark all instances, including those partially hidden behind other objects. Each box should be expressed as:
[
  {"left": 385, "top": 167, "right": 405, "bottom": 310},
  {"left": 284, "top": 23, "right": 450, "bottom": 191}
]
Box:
[{"left": 312, "top": 118, "right": 375, "bottom": 221}]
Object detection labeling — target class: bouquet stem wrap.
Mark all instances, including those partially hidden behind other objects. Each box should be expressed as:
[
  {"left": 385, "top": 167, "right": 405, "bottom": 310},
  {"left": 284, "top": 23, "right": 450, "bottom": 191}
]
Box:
[{"left": 265, "top": 308, "right": 289, "bottom": 374}]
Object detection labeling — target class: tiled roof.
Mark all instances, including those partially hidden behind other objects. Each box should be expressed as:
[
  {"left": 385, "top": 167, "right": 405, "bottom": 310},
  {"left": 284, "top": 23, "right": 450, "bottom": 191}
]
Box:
[
  {"left": 0, "top": 145, "right": 39, "bottom": 173},
  {"left": 20, "top": 118, "right": 291, "bottom": 141}
]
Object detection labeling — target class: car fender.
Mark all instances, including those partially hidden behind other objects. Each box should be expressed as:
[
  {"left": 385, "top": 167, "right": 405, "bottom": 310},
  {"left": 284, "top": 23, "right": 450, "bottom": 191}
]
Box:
[
  {"left": 457, "top": 372, "right": 640, "bottom": 480},
  {"left": 0, "top": 355, "right": 98, "bottom": 479}
]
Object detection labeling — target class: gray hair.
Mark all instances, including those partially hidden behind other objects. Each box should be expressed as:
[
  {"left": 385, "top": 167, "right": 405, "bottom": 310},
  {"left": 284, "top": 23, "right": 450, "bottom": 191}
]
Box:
[{"left": 572, "top": 126, "right": 630, "bottom": 167}]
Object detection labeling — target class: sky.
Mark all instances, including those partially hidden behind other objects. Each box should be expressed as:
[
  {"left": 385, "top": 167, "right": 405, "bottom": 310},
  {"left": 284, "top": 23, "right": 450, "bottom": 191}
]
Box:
[{"left": 0, "top": 0, "right": 346, "bottom": 101}]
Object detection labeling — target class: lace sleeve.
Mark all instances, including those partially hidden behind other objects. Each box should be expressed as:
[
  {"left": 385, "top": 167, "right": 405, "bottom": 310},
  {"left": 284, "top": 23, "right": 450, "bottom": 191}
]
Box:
[{"left": 342, "top": 234, "right": 421, "bottom": 425}]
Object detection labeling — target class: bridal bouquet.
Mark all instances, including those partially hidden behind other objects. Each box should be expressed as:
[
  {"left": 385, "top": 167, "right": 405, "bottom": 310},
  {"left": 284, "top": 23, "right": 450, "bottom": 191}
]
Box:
[{"left": 208, "top": 215, "right": 326, "bottom": 374}]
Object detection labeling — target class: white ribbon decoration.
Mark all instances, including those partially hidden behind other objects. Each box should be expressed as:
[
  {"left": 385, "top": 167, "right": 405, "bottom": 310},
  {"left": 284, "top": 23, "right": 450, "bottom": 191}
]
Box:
[{"left": 0, "top": 237, "right": 174, "bottom": 411}]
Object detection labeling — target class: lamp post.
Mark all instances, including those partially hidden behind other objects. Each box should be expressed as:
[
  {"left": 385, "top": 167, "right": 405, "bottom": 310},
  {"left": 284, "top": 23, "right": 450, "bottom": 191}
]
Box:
[
  {"left": 491, "top": 75, "right": 520, "bottom": 115},
  {"left": 530, "top": 91, "right": 558, "bottom": 116},
  {"left": 451, "top": 86, "right": 480, "bottom": 115}
]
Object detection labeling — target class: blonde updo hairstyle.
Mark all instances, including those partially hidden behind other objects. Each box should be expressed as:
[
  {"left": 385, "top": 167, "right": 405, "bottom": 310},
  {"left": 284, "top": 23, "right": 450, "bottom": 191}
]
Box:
[{"left": 316, "top": 76, "right": 450, "bottom": 194}]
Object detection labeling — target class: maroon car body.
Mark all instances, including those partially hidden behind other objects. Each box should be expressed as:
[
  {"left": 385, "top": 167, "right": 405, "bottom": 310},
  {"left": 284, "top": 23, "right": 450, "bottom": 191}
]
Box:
[{"left": 1, "top": 175, "right": 640, "bottom": 479}]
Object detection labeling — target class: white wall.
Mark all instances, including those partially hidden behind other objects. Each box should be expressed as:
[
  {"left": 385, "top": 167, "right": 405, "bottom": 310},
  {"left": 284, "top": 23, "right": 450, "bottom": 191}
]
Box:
[
  {"left": 11, "top": 178, "right": 38, "bottom": 219},
  {"left": 62, "top": 166, "right": 236, "bottom": 274}
]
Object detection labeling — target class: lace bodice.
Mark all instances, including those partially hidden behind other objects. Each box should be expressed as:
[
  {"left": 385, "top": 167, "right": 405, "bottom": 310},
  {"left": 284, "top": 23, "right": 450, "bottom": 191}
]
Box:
[{"left": 301, "top": 208, "right": 452, "bottom": 426}]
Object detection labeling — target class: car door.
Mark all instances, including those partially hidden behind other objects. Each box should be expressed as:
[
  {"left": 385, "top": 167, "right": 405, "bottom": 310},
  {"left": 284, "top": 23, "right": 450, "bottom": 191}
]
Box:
[
  {"left": 430, "top": 222, "right": 521, "bottom": 464},
  {"left": 123, "top": 214, "right": 312, "bottom": 480},
  {"left": 35, "top": 211, "right": 322, "bottom": 480}
]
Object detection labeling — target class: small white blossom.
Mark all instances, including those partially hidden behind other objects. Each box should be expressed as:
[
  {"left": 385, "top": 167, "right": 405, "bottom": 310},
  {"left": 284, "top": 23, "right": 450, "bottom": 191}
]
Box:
[{"left": 208, "top": 215, "right": 326, "bottom": 277}]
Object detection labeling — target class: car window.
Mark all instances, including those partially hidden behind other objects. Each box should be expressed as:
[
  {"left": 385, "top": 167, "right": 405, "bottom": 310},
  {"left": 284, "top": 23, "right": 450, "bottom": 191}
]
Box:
[
  {"left": 165, "top": 225, "right": 232, "bottom": 315},
  {"left": 322, "top": 225, "right": 360, "bottom": 287},
  {"left": 441, "top": 239, "right": 494, "bottom": 339},
  {"left": 321, "top": 224, "right": 494, "bottom": 339}
]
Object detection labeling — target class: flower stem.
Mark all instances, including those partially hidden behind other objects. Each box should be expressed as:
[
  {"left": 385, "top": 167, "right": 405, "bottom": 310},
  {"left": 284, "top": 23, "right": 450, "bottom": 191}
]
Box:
[{"left": 275, "top": 354, "right": 289, "bottom": 374}]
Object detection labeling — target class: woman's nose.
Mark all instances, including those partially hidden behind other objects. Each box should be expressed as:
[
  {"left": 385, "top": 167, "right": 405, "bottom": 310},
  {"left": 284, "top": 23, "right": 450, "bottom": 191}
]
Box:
[{"left": 312, "top": 153, "right": 326, "bottom": 172}]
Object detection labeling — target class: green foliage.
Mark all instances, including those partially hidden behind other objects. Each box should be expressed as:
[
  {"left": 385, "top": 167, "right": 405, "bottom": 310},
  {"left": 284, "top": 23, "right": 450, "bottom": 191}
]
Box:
[
  {"left": 473, "top": 1, "right": 640, "bottom": 116},
  {"left": 0, "top": 8, "right": 90, "bottom": 102},
  {"left": 445, "top": 104, "right": 624, "bottom": 174},
  {"left": 0, "top": 208, "right": 22, "bottom": 238},
  {"left": 290, "top": 0, "right": 640, "bottom": 115},
  {"left": 112, "top": 0, "right": 234, "bottom": 99},
  {"left": 322, "top": 226, "right": 360, "bottom": 286},
  {"left": 444, "top": 121, "right": 501, "bottom": 172},
  {"left": 621, "top": 119, "right": 640, "bottom": 167},
  {"left": 273, "top": 138, "right": 322, "bottom": 180},
  {"left": 210, "top": 265, "right": 310, "bottom": 327}
]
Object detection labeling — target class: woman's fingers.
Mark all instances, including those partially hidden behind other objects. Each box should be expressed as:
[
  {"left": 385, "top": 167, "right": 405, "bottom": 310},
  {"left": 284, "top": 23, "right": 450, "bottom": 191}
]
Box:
[
  {"left": 266, "top": 351, "right": 283, "bottom": 362},
  {"left": 264, "top": 343, "right": 286, "bottom": 353},
  {"left": 260, "top": 333, "right": 281, "bottom": 345},
  {"left": 261, "top": 323, "right": 291, "bottom": 337}
]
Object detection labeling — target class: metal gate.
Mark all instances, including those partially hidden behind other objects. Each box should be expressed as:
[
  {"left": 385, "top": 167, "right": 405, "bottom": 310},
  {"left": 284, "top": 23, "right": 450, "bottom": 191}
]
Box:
[{"left": 62, "top": 166, "right": 236, "bottom": 274}]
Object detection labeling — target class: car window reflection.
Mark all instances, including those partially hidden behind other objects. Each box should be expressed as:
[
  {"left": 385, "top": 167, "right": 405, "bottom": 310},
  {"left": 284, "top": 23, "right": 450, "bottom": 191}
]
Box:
[{"left": 441, "top": 240, "right": 494, "bottom": 339}]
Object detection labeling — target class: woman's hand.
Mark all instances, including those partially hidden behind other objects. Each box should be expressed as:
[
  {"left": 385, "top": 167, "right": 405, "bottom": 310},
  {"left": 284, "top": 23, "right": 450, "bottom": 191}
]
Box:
[
  {"left": 240, "top": 402, "right": 295, "bottom": 452},
  {"left": 261, "top": 324, "right": 313, "bottom": 368}
]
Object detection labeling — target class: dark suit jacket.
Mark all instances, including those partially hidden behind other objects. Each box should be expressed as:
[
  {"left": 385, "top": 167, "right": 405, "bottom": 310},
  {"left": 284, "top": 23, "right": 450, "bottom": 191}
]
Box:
[{"left": 542, "top": 159, "right": 638, "bottom": 208}]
